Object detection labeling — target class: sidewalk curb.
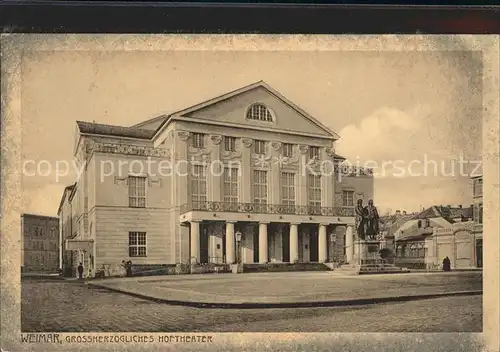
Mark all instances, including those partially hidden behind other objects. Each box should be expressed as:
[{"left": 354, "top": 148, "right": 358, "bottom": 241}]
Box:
[{"left": 87, "top": 283, "right": 482, "bottom": 309}]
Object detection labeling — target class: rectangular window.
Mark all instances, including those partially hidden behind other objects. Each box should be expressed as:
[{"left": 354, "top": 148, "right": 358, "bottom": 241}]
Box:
[
  {"left": 224, "top": 136, "right": 236, "bottom": 152},
  {"left": 254, "top": 140, "right": 267, "bottom": 155},
  {"left": 191, "top": 165, "right": 207, "bottom": 204},
  {"left": 342, "top": 190, "right": 355, "bottom": 207},
  {"left": 223, "top": 167, "right": 239, "bottom": 204},
  {"left": 128, "top": 176, "right": 146, "bottom": 208},
  {"left": 129, "top": 232, "right": 147, "bottom": 257},
  {"left": 309, "top": 146, "right": 320, "bottom": 159},
  {"left": 192, "top": 133, "right": 205, "bottom": 148},
  {"left": 308, "top": 174, "right": 321, "bottom": 213},
  {"left": 281, "top": 172, "right": 295, "bottom": 213},
  {"left": 253, "top": 170, "right": 268, "bottom": 211},
  {"left": 282, "top": 143, "right": 293, "bottom": 157}
]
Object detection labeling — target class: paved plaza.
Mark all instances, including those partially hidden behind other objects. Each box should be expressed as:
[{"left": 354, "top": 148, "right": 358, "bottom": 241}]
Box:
[
  {"left": 22, "top": 278, "right": 482, "bottom": 332},
  {"left": 88, "top": 271, "right": 482, "bottom": 306}
]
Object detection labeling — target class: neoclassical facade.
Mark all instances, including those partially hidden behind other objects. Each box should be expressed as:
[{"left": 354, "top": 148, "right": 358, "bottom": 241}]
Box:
[{"left": 62, "top": 81, "right": 373, "bottom": 276}]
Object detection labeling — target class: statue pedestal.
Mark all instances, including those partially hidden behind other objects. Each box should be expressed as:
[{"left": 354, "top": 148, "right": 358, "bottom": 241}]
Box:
[
  {"left": 353, "top": 240, "right": 381, "bottom": 265},
  {"left": 337, "top": 239, "right": 410, "bottom": 275}
]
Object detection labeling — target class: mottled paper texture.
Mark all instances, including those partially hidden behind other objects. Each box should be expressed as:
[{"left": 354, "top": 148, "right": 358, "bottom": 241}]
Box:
[{"left": 1, "top": 34, "right": 499, "bottom": 352}]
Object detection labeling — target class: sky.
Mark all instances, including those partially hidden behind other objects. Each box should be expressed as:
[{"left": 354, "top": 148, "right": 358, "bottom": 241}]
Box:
[{"left": 20, "top": 48, "right": 482, "bottom": 216}]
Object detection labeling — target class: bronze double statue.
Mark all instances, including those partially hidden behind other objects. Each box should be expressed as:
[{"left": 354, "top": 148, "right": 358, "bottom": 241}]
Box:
[{"left": 355, "top": 199, "right": 380, "bottom": 241}]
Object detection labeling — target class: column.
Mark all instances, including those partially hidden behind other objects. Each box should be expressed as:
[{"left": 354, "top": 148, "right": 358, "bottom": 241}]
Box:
[
  {"left": 259, "top": 222, "right": 268, "bottom": 264},
  {"left": 226, "top": 221, "right": 235, "bottom": 264},
  {"left": 318, "top": 224, "right": 328, "bottom": 263},
  {"left": 346, "top": 225, "right": 354, "bottom": 263},
  {"left": 290, "top": 223, "right": 299, "bottom": 263},
  {"left": 190, "top": 221, "right": 200, "bottom": 264}
]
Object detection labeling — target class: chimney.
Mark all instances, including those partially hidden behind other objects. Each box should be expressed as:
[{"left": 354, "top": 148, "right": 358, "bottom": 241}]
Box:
[{"left": 402, "top": 210, "right": 407, "bottom": 215}]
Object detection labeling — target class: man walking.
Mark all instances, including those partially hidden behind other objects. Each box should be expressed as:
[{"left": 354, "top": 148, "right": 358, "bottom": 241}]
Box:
[{"left": 77, "top": 262, "right": 84, "bottom": 279}]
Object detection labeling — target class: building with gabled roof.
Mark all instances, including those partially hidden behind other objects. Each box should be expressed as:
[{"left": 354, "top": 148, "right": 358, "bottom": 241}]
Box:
[
  {"left": 386, "top": 177, "right": 482, "bottom": 270},
  {"left": 61, "top": 81, "right": 374, "bottom": 276}
]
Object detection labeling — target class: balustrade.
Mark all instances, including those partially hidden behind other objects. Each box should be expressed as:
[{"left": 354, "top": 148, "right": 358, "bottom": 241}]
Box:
[{"left": 180, "top": 201, "right": 355, "bottom": 217}]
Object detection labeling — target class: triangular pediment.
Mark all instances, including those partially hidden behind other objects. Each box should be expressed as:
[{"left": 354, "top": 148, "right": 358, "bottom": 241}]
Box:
[{"left": 163, "top": 81, "right": 338, "bottom": 138}]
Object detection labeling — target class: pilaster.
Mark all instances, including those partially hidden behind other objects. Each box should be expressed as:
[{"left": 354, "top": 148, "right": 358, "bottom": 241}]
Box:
[
  {"left": 240, "top": 138, "right": 252, "bottom": 203},
  {"left": 321, "top": 148, "right": 334, "bottom": 207},
  {"left": 209, "top": 134, "right": 222, "bottom": 202},
  {"left": 175, "top": 131, "right": 190, "bottom": 206},
  {"left": 269, "top": 141, "right": 281, "bottom": 204},
  {"left": 297, "top": 145, "right": 309, "bottom": 206}
]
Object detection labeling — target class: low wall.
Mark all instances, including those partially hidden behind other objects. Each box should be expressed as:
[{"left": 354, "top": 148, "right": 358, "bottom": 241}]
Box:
[
  {"left": 427, "top": 223, "right": 482, "bottom": 269},
  {"left": 394, "top": 258, "right": 426, "bottom": 270}
]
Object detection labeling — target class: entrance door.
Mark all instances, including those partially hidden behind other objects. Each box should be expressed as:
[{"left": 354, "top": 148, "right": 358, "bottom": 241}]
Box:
[
  {"left": 200, "top": 227, "right": 209, "bottom": 264},
  {"left": 309, "top": 229, "right": 319, "bottom": 262},
  {"left": 253, "top": 231, "right": 259, "bottom": 263},
  {"left": 476, "top": 239, "right": 483, "bottom": 268}
]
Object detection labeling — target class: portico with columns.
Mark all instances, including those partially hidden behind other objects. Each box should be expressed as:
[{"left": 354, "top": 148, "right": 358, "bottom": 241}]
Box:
[{"left": 183, "top": 214, "right": 356, "bottom": 265}]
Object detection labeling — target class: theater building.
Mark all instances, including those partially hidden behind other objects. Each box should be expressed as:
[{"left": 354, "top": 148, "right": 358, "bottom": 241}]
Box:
[{"left": 62, "top": 81, "right": 373, "bottom": 276}]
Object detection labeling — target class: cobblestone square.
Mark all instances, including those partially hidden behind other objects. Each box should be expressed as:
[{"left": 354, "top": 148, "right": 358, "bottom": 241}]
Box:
[{"left": 22, "top": 272, "right": 482, "bottom": 332}]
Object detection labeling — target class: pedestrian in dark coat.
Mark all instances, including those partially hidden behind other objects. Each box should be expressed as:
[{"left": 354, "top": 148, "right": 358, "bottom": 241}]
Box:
[
  {"left": 77, "top": 262, "right": 84, "bottom": 279},
  {"left": 442, "top": 257, "right": 451, "bottom": 272}
]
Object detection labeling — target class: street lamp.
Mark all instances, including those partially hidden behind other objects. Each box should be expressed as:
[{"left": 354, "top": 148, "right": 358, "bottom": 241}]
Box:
[{"left": 235, "top": 230, "right": 243, "bottom": 264}]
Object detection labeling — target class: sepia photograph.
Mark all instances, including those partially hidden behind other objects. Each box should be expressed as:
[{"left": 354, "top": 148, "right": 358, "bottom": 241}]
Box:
[{"left": 1, "top": 33, "right": 499, "bottom": 351}]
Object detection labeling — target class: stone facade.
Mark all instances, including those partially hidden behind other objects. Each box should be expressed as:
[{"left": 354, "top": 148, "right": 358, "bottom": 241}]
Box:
[
  {"left": 62, "top": 82, "right": 374, "bottom": 276},
  {"left": 21, "top": 214, "right": 59, "bottom": 273}
]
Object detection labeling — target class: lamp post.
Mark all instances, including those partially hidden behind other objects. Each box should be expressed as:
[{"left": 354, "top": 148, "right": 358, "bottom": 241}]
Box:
[{"left": 235, "top": 230, "right": 243, "bottom": 264}]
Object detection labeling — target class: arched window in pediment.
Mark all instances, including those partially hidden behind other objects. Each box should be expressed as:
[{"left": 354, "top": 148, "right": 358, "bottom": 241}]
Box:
[{"left": 246, "top": 104, "right": 274, "bottom": 122}]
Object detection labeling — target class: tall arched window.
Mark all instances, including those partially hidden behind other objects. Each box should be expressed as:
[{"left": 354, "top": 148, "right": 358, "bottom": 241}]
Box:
[{"left": 246, "top": 104, "right": 273, "bottom": 122}]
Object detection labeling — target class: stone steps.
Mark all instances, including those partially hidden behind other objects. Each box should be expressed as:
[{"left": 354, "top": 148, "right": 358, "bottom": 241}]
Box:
[
  {"left": 243, "top": 263, "right": 331, "bottom": 273},
  {"left": 335, "top": 263, "right": 410, "bottom": 275}
]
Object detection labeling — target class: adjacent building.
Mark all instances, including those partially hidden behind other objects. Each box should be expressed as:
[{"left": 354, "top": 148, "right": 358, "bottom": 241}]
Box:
[
  {"left": 61, "top": 81, "right": 374, "bottom": 276},
  {"left": 21, "top": 213, "right": 59, "bottom": 273},
  {"left": 385, "top": 175, "right": 483, "bottom": 269}
]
